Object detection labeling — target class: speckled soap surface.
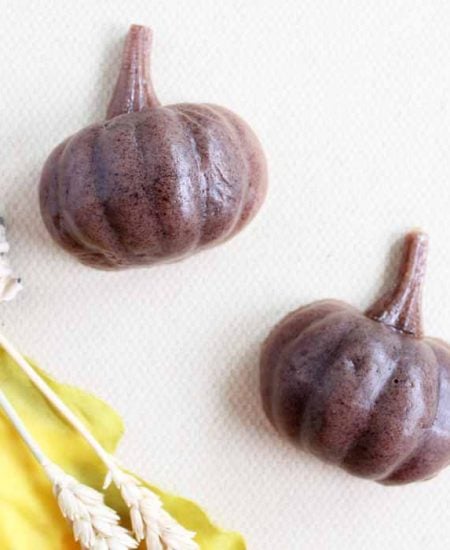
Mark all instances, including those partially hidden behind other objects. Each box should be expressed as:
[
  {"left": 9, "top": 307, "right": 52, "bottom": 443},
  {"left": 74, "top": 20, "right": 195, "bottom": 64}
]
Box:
[
  {"left": 261, "top": 233, "right": 450, "bottom": 485},
  {"left": 3, "top": 1, "right": 450, "bottom": 549},
  {"left": 40, "top": 25, "right": 267, "bottom": 269}
]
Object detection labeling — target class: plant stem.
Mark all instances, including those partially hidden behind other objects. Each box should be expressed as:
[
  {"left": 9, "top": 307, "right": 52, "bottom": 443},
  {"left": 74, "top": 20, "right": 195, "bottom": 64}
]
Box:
[
  {"left": 0, "top": 388, "right": 48, "bottom": 467},
  {"left": 0, "top": 332, "right": 199, "bottom": 549},
  {"left": 0, "top": 331, "right": 116, "bottom": 470},
  {"left": 0, "top": 388, "right": 138, "bottom": 549}
]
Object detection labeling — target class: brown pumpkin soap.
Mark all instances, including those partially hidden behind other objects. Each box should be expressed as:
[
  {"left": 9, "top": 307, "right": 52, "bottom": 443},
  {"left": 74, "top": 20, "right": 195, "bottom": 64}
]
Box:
[
  {"left": 260, "top": 231, "right": 450, "bottom": 484},
  {"left": 39, "top": 25, "right": 267, "bottom": 269}
]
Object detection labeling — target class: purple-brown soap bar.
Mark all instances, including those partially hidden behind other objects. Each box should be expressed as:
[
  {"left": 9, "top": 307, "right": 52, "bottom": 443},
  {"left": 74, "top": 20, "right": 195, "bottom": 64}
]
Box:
[
  {"left": 39, "top": 25, "right": 267, "bottom": 269},
  {"left": 260, "top": 232, "right": 450, "bottom": 484}
]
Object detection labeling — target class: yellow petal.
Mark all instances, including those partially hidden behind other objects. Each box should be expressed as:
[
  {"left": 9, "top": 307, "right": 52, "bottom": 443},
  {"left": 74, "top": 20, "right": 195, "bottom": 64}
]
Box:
[{"left": 0, "top": 348, "right": 246, "bottom": 549}]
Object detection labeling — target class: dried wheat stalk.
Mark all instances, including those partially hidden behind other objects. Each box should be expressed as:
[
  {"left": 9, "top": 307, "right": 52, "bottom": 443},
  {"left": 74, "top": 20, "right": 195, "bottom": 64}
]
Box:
[
  {"left": 0, "top": 388, "right": 137, "bottom": 550},
  {"left": 105, "top": 468, "right": 198, "bottom": 550},
  {"left": 0, "top": 220, "right": 198, "bottom": 549},
  {"left": 0, "top": 333, "right": 199, "bottom": 549}
]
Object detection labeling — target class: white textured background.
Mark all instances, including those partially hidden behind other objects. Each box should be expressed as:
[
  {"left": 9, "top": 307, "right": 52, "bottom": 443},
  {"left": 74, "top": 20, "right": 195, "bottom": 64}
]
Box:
[{"left": 1, "top": 1, "right": 450, "bottom": 548}]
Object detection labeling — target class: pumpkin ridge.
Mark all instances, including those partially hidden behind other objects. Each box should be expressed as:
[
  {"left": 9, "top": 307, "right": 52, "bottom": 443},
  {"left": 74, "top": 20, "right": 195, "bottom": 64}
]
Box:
[
  {"left": 260, "top": 304, "right": 319, "bottom": 425},
  {"left": 284, "top": 312, "right": 355, "bottom": 448},
  {"left": 93, "top": 126, "right": 131, "bottom": 260},
  {"left": 56, "top": 128, "right": 123, "bottom": 265},
  {"left": 137, "top": 109, "right": 198, "bottom": 258},
  {"left": 45, "top": 142, "right": 66, "bottom": 237},
  {"left": 379, "top": 428, "right": 428, "bottom": 483},
  {"left": 313, "top": 324, "right": 399, "bottom": 464},
  {"left": 343, "top": 335, "right": 436, "bottom": 479},
  {"left": 56, "top": 137, "right": 109, "bottom": 262},
  {"left": 177, "top": 107, "right": 214, "bottom": 248},
  {"left": 53, "top": 143, "right": 71, "bottom": 244},
  {"left": 187, "top": 130, "right": 209, "bottom": 251},
  {"left": 338, "top": 346, "right": 399, "bottom": 470},
  {"left": 42, "top": 142, "right": 66, "bottom": 244},
  {"left": 135, "top": 118, "right": 172, "bottom": 256},
  {"left": 215, "top": 125, "right": 250, "bottom": 240},
  {"left": 261, "top": 302, "right": 348, "bottom": 428},
  {"left": 190, "top": 105, "right": 245, "bottom": 246},
  {"left": 298, "top": 316, "right": 363, "bottom": 452},
  {"left": 268, "top": 311, "right": 336, "bottom": 437},
  {"left": 381, "top": 343, "right": 443, "bottom": 482},
  {"left": 169, "top": 113, "right": 210, "bottom": 255},
  {"left": 132, "top": 115, "right": 166, "bottom": 260}
]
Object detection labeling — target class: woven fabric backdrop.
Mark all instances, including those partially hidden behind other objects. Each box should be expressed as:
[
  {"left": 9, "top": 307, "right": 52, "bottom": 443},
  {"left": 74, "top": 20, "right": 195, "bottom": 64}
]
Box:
[{"left": 2, "top": 1, "right": 450, "bottom": 548}]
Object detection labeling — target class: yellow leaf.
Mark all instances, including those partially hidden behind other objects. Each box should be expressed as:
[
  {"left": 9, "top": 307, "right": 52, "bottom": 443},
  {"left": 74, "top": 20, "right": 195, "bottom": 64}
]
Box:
[{"left": 0, "top": 348, "right": 246, "bottom": 549}]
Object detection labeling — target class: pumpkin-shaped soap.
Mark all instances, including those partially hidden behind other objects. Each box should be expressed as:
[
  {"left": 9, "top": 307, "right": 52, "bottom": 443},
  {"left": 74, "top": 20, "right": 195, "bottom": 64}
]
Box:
[
  {"left": 260, "top": 231, "right": 450, "bottom": 484},
  {"left": 39, "top": 25, "right": 267, "bottom": 269}
]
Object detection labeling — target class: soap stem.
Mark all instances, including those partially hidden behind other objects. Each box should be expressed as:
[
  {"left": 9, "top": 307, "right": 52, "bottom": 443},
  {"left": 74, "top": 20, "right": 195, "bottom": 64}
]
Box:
[
  {"left": 366, "top": 230, "right": 428, "bottom": 337},
  {"left": 106, "top": 24, "right": 160, "bottom": 120}
]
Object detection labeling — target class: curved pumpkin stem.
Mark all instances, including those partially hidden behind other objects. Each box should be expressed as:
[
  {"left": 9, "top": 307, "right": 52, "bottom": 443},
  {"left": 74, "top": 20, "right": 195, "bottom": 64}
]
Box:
[
  {"left": 366, "top": 230, "right": 428, "bottom": 338},
  {"left": 106, "top": 24, "right": 160, "bottom": 120}
]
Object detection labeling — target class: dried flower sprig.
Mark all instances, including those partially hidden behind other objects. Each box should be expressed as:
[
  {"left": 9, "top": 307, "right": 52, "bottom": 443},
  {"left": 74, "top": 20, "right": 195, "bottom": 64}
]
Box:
[
  {"left": 0, "top": 219, "right": 22, "bottom": 301},
  {"left": 0, "top": 333, "right": 199, "bottom": 550},
  {"left": 0, "top": 388, "right": 137, "bottom": 550}
]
